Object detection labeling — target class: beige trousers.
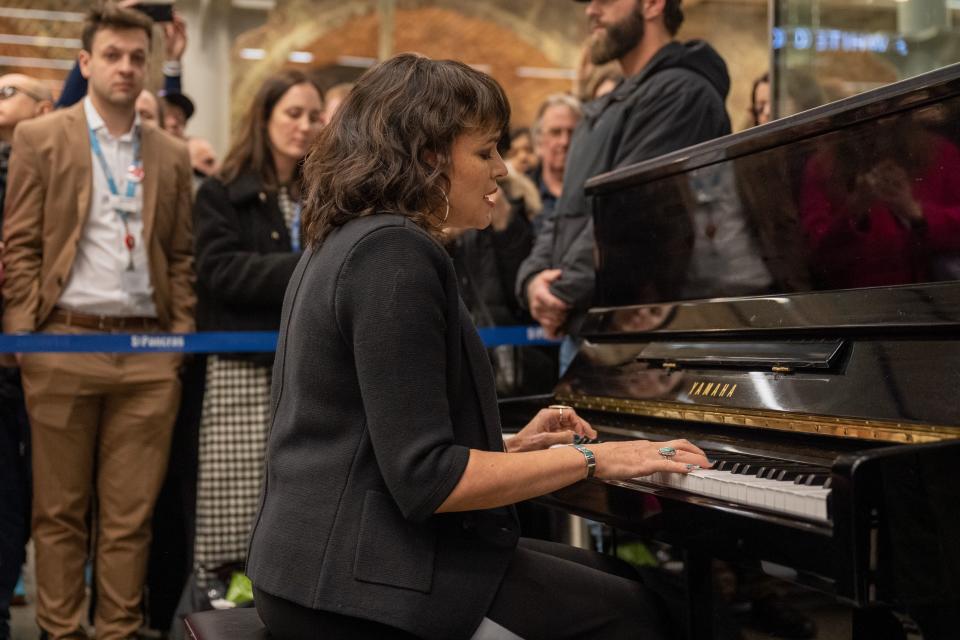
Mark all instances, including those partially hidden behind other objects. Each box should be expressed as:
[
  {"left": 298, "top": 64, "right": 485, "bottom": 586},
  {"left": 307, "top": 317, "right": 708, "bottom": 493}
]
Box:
[{"left": 19, "top": 322, "right": 182, "bottom": 640}]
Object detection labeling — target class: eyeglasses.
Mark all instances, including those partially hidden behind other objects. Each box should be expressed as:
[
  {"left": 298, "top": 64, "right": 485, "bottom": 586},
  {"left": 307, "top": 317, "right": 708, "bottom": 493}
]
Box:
[{"left": 0, "top": 85, "right": 45, "bottom": 102}]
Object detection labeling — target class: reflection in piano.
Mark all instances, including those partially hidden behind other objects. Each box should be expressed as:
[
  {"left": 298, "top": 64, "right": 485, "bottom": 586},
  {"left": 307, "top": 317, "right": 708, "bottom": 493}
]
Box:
[{"left": 502, "top": 63, "right": 960, "bottom": 639}]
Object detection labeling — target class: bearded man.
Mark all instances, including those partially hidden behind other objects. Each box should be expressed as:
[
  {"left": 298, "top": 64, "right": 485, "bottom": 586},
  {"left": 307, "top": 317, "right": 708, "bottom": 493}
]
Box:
[{"left": 516, "top": 0, "right": 731, "bottom": 372}]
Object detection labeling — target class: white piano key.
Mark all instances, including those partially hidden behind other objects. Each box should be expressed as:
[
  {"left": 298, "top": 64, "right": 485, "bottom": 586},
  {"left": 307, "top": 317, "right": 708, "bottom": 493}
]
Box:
[{"left": 638, "top": 464, "right": 831, "bottom": 522}]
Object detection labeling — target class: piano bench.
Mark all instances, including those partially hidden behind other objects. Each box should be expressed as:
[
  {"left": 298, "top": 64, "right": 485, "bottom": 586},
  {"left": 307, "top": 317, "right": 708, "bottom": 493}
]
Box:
[{"left": 184, "top": 608, "right": 270, "bottom": 640}]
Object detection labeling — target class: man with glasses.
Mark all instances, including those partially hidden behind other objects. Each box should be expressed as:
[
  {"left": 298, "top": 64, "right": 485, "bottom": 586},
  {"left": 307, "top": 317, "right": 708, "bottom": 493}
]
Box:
[
  {"left": 0, "top": 75, "right": 54, "bottom": 209},
  {"left": 0, "top": 76, "right": 53, "bottom": 135},
  {"left": 529, "top": 94, "right": 583, "bottom": 233},
  {"left": 0, "top": 72, "right": 51, "bottom": 640}
]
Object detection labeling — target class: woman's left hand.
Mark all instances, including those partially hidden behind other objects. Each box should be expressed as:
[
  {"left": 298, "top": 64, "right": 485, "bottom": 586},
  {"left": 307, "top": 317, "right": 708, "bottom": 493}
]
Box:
[{"left": 505, "top": 406, "right": 597, "bottom": 453}]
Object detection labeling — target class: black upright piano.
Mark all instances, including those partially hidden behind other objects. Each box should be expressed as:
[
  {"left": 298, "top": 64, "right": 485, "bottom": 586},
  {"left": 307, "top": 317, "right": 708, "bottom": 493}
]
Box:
[{"left": 502, "top": 63, "right": 960, "bottom": 639}]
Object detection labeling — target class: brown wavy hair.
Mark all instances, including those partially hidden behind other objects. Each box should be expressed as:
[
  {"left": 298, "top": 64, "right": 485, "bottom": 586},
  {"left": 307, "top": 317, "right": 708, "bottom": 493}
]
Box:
[
  {"left": 82, "top": 2, "right": 154, "bottom": 52},
  {"left": 219, "top": 69, "right": 323, "bottom": 190},
  {"left": 301, "top": 53, "right": 510, "bottom": 247}
]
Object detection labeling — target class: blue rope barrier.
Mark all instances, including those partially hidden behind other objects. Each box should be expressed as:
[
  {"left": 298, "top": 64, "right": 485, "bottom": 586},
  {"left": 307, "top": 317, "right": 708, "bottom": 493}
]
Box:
[{"left": 0, "top": 326, "right": 559, "bottom": 353}]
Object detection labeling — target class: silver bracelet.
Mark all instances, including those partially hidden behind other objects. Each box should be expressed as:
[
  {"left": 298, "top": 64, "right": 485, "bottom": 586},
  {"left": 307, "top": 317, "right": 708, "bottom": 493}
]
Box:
[{"left": 570, "top": 444, "right": 596, "bottom": 478}]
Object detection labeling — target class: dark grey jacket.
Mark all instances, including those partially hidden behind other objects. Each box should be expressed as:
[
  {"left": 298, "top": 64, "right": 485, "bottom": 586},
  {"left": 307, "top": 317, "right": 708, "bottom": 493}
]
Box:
[
  {"left": 516, "top": 40, "right": 732, "bottom": 332},
  {"left": 246, "top": 215, "right": 520, "bottom": 639}
]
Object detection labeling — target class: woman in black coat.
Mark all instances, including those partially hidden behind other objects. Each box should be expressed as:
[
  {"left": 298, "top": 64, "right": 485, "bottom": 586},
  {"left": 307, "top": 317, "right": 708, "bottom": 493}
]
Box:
[
  {"left": 246, "top": 54, "right": 709, "bottom": 640},
  {"left": 190, "top": 69, "right": 323, "bottom": 589}
]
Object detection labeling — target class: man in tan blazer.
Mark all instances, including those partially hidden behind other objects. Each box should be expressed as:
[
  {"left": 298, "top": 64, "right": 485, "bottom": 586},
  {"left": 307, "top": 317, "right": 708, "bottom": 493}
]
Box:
[{"left": 1, "top": 4, "right": 194, "bottom": 638}]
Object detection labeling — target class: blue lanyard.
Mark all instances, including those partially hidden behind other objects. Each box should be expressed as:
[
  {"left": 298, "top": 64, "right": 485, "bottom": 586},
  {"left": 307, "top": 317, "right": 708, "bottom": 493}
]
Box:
[
  {"left": 89, "top": 126, "right": 142, "bottom": 269},
  {"left": 88, "top": 126, "right": 141, "bottom": 201},
  {"left": 290, "top": 202, "right": 302, "bottom": 253}
]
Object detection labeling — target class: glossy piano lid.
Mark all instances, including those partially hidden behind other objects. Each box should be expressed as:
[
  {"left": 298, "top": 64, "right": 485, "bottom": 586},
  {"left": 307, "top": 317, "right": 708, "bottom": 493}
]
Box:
[
  {"left": 580, "top": 283, "right": 960, "bottom": 336},
  {"left": 587, "top": 62, "right": 960, "bottom": 317}
]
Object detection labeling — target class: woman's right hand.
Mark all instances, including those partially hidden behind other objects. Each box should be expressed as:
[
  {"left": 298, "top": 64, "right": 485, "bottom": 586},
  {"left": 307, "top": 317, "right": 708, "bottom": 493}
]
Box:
[{"left": 590, "top": 439, "right": 711, "bottom": 480}]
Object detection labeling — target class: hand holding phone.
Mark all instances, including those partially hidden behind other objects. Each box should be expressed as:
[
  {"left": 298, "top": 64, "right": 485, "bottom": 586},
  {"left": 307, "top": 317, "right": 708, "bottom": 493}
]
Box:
[{"left": 133, "top": 1, "right": 175, "bottom": 23}]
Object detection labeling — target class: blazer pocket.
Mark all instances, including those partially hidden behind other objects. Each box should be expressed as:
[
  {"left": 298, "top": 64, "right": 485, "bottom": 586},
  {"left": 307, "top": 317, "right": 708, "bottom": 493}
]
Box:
[{"left": 353, "top": 490, "right": 436, "bottom": 594}]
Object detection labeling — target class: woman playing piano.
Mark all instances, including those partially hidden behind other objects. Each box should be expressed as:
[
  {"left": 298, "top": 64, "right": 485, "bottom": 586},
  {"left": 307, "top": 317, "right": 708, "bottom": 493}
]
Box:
[{"left": 246, "top": 53, "right": 710, "bottom": 639}]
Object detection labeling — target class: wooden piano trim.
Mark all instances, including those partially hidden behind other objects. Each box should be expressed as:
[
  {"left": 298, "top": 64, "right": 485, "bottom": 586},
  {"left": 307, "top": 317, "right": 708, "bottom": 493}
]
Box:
[{"left": 556, "top": 392, "right": 960, "bottom": 444}]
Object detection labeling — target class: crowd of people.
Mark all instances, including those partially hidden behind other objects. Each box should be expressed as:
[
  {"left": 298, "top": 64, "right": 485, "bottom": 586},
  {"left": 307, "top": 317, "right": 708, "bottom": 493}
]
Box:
[{"left": 0, "top": 0, "right": 816, "bottom": 638}]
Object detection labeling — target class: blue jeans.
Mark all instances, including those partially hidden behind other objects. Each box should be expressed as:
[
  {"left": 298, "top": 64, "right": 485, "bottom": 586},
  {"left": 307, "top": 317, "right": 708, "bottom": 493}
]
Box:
[{"left": 0, "top": 371, "right": 30, "bottom": 640}]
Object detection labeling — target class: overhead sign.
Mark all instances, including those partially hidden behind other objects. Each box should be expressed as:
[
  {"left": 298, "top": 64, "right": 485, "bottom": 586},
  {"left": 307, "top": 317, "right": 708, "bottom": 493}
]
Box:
[{"left": 772, "top": 27, "right": 909, "bottom": 56}]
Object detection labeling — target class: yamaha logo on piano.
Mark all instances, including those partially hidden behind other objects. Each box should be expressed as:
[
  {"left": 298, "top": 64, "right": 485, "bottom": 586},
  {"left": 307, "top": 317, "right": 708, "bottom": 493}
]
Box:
[{"left": 689, "top": 382, "right": 737, "bottom": 398}]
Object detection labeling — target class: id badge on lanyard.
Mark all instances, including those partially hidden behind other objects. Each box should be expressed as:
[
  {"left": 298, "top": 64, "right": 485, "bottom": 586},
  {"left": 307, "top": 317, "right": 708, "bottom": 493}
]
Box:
[{"left": 89, "top": 127, "right": 143, "bottom": 270}]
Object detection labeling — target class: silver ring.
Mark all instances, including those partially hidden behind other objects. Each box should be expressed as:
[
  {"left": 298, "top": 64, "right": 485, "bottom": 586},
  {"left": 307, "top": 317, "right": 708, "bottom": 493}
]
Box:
[{"left": 658, "top": 446, "right": 677, "bottom": 459}]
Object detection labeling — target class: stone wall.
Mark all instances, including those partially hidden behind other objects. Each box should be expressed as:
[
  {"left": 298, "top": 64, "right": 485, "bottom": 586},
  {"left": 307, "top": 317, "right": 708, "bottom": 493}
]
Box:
[
  {"left": 232, "top": 0, "right": 769, "bottom": 134},
  {"left": 0, "top": 0, "right": 793, "bottom": 137},
  {"left": 0, "top": 0, "right": 170, "bottom": 97}
]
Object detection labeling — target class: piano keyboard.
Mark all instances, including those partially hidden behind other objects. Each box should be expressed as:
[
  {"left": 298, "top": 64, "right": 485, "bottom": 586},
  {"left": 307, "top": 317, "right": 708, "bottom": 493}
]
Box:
[{"left": 633, "top": 452, "right": 832, "bottom": 522}]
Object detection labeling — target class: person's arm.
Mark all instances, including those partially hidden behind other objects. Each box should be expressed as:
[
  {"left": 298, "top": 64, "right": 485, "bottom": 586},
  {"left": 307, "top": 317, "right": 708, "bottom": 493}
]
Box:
[
  {"left": 167, "top": 142, "right": 196, "bottom": 333},
  {"left": 2, "top": 124, "right": 45, "bottom": 334},
  {"left": 338, "top": 225, "right": 472, "bottom": 522},
  {"left": 162, "top": 68, "right": 182, "bottom": 95},
  {"left": 516, "top": 210, "right": 570, "bottom": 336},
  {"left": 339, "top": 226, "right": 709, "bottom": 519},
  {"left": 161, "top": 13, "right": 187, "bottom": 94},
  {"left": 193, "top": 179, "right": 300, "bottom": 307},
  {"left": 548, "top": 215, "right": 596, "bottom": 315},
  {"left": 438, "top": 436, "right": 708, "bottom": 513},
  {"left": 516, "top": 201, "right": 560, "bottom": 309},
  {"left": 55, "top": 61, "right": 87, "bottom": 109}
]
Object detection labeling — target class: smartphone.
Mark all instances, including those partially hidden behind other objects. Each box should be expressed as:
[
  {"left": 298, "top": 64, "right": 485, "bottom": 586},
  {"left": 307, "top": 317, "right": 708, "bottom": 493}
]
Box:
[{"left": 135, "top": 1, "right": 174, "bottom": 22}]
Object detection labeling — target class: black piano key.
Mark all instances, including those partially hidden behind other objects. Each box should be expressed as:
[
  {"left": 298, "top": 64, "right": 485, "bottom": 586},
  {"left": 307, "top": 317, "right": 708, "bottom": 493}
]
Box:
[
  {"left": 709, "top": 455, "right": 831, "bottom": 488},
  {"left": 775, "top": 469, "right": 804, "bottom": 481},
  {"left": 733, "top": 463, "right": 762, "bottom": 475},
  {"left": 713, "top": 455, "right": 778, "bottom": 472},
  {"left": 763, "top": 463, "right": 819, "bottom": 479},
  {"left": 759, "top": 465, "right": 805, "bottom": 479},
  {"left": 716, "top": 459, "right": 744, "bottom": 471}
]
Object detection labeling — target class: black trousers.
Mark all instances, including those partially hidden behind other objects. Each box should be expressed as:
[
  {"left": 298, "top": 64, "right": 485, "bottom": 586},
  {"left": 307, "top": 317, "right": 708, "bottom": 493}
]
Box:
[
  {"left": 145, "top": 355, "right": 206, "bottom": 631},
  {"left": 255, "top": 538, "right": 673, "bottom": 640},
  {"left": 0, "top": 372, "right": 30, "bottom": 640}
]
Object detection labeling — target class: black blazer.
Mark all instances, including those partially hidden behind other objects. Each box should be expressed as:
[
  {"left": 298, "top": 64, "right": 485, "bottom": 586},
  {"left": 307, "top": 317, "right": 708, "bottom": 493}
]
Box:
[
  {"left": 246, "top": 215, "right": 520, "bottom": 639},
  {"left": 193, "top": 173, "right": 300, "bottom": 362}
]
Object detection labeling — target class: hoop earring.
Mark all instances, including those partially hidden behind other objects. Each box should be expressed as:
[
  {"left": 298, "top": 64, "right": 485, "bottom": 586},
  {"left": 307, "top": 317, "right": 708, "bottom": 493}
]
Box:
[{"left": 440, "top": 188, "right": 450, "bottom": 224}]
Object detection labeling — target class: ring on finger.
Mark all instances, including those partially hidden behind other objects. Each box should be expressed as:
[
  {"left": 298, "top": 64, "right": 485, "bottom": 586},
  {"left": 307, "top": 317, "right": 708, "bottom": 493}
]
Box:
[
  {"left": 658, "top": 446, "right": 677, "bottom": 459},
  {"left": 549, "top": 404, "right": 572, "bottom": 424}
]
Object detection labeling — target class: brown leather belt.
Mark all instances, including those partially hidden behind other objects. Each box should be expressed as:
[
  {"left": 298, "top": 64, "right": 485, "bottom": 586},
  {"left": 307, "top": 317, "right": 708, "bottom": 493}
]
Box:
[{"left": 49, "top": 308, "right": 160, "bottom": 332}]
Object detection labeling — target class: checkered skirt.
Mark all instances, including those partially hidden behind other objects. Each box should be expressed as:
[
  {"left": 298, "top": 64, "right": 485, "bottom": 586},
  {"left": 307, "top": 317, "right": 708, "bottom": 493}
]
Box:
[{"left": 193, "top": 355, "right": 271, "bottom": 580}]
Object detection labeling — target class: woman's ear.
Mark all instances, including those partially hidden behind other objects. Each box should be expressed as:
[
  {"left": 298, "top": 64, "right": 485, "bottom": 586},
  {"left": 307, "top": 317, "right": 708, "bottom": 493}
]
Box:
[{"left": 423, "top": 149, "right": 439, "bottom": 169}]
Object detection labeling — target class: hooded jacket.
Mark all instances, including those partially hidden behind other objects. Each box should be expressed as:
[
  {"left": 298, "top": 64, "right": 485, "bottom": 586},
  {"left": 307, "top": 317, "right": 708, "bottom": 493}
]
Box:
[{"left": 516, "top": 40, "right": 732, "bottom": 331}]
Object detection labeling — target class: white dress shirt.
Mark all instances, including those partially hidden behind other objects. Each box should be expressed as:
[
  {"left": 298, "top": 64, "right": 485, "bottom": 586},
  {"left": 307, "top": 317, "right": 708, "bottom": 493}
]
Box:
[{"left": 58, "top": 97, "right": 157, "bottom": 317}]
